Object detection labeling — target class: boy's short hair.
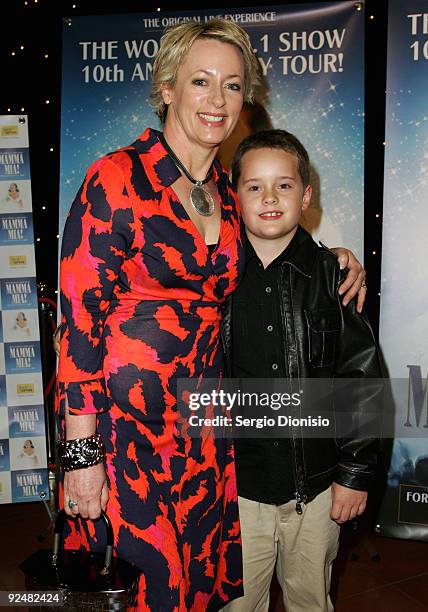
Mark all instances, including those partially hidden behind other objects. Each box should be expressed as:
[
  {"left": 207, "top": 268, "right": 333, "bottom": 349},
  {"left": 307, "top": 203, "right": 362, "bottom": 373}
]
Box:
[{"left": 231, "top": 129, "right": 310, "bottom": 190}]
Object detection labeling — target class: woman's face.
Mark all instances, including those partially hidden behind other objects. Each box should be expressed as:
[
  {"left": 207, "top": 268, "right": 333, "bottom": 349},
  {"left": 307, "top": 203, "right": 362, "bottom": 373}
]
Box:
[
  {"left": 16, "top": 313, "right": 27, "bottom": 328},
  {"left": 9, "top": 184, "right": 19, "bottom": 198},
  {"left": 162, "top": 38, "right": 245, "bottom": 150},
  {"left": 23, "top": 440, "right": 34, "bottom": 455}
]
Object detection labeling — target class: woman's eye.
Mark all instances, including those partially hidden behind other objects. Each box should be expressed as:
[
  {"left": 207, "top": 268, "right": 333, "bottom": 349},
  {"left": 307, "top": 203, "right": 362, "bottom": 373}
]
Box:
[
  {"left": 193, "top": 79, "right": 206, "bottom": 86},
  {"left": 226, "top": 83, "right": 241, "bottom": 91}
]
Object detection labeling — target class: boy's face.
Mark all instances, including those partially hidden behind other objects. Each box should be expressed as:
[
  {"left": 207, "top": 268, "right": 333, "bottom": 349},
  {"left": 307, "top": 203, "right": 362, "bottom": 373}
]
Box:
[{"left": 237, "top": 147, "right": 311, "bottom": 244}]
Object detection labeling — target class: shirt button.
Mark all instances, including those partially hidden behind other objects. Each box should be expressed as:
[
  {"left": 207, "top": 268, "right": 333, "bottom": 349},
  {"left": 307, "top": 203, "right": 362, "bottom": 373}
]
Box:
[
  {"left": 272, "top": 363, "right": 278, "bottom": 371},
  {"left": 267, "top": 325, "right": 273, "bottom": 332},
  {"left": 265, "top": 286, "right": 272, "bottom": 293},
  {"left": 273, "top": 441, "right": 279, "bottom": 447}
]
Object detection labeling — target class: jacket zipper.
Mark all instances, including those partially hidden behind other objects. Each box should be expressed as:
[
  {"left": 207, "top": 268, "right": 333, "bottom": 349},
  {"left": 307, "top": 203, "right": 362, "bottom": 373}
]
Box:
[
  {"left": 295, "top": 491, "right": 304, "bottom": 515},
  {"left": 278, "top": 264, "right": 307, "bottom": 515}
]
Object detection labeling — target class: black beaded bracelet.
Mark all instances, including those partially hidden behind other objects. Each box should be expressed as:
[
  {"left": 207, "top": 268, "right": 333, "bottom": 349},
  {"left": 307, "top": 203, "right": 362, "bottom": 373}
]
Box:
[{"left": 57, "top": 433, "right": 106, "bottom": 472}]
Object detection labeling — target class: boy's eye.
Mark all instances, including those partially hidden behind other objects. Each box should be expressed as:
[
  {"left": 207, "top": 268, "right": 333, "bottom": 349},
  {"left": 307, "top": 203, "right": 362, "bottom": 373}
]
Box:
[
  {"left": 279, "top": 183, "right": 291, "bottom": 189},
  {"left": 248, "top": 185, "right": 260, "bottom": 191},
  {"left": 193, "top": 79, "right": 207, "bottom": 86}
]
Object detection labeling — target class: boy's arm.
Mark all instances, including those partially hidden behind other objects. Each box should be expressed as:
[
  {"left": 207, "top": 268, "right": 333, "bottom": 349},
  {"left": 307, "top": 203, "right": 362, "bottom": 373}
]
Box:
[{"left": 331, "top": 266, "right": 383, "bottom": 522}]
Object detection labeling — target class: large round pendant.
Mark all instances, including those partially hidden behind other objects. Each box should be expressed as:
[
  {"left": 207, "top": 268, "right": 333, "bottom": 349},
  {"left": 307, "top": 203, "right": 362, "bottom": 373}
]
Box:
[{"left": 190, "top": 185, "right": 215, "bottom": 217}]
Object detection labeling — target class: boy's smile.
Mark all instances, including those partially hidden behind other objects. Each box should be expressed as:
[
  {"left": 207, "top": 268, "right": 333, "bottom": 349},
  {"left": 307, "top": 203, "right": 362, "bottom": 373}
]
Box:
[{"left": 237, "top": 147, "right": 312, "bottom": 255}]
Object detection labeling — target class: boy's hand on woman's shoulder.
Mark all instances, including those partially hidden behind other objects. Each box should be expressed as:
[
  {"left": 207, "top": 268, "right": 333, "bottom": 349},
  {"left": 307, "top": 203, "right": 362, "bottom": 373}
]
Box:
[
  {"left": 329, "top": 247, "right": 367, "bottom": 313},
  {"left": 330, "top": 481, "right": 368, "bottom": 524}
]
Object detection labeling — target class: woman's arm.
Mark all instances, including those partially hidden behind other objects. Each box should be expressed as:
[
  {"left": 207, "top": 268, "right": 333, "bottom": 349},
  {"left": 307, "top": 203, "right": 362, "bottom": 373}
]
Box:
[
  {"left": 58, "top": 156, "right": 134, "bottom": 518},
  {"left": 58, "top": 157, "right": 134, "bottom": 413}
]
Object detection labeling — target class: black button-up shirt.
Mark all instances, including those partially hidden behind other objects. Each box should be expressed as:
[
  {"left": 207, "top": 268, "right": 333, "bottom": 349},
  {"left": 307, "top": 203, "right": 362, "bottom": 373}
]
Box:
[{"left": 232, "top": 235, "right": 298, "bottom": 505}]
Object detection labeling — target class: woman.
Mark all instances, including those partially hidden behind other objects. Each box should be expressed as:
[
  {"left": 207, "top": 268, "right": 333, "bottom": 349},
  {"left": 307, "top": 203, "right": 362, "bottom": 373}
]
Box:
[
  {"left": 13, "top": 311, "right": 31, "bottom": 338},
  {"left": 56, "top": 19, "right": 365, "bottom": 611},
  {"left": 4, "top": 182, "right": 23, "bottom": 207},
  {"left": 18, "top": 439, "right": 38, "bottom": 468}
]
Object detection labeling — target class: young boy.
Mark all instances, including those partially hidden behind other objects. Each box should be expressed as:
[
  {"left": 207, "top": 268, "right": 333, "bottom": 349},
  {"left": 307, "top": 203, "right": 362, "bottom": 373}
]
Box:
[{"left": 222, "top": 129, "right": 381, "bottom": 611}]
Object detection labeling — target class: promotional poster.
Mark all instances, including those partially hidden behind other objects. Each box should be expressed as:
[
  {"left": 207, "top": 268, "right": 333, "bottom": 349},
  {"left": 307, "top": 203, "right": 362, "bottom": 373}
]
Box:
[
  {"left": 377, "top": 0, "right": 428, "bottom": 541},
  {"left": 0, "top": 115, "right": 48, "bottom": 504},
  {"left": 59, "top": 2, "right": 365, "bottom": 256}
]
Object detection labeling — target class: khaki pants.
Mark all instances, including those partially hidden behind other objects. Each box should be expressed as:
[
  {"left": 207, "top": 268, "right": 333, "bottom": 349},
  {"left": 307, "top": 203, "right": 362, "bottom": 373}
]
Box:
[{"left": 223, "top": 488, "right": 340, "bottom": 612}]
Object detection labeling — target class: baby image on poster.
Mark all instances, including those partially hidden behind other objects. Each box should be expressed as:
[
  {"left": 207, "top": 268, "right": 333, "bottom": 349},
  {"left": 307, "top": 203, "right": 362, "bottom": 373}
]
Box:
[
  {"left": 2, "top": 309, "right": 39, "bottom": 343},
  {"left": 0, "top": 180, "right": 32, "bottom": 213},
  {"left": 17, "top": 439, "right": 38, "bottom": 468},
  {"left": 11, "top": 311, "right": 31, "bottom": 339},
  {"left": 3, "top": 183, "right": 23, "bottom": 208},
  {"left": 9, "top": 435, "right": 46, "bottom": 471}
]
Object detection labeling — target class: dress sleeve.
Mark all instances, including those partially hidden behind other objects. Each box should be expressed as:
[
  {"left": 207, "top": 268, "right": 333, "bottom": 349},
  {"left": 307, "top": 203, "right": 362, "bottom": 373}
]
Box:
[{"left": 56, "top": 157, "right": 134, "bottom": 416}]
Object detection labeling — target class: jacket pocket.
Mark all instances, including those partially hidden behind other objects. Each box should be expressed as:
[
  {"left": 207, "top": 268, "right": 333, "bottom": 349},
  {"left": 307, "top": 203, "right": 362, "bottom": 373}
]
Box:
[{"left": 305, "top": 308, "right": 340, "bottom": 368}]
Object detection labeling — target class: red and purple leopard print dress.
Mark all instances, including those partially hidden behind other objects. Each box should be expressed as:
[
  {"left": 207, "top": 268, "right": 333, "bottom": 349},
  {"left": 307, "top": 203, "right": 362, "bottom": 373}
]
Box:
[{"left": 56, "top": 128, "right": 245, "bottom": 610}]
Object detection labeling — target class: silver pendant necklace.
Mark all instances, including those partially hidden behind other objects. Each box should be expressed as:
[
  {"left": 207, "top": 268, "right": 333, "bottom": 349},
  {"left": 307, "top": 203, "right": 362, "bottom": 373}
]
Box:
[{"left": 159, "top": 134, "right": 215, "bottom": 217}]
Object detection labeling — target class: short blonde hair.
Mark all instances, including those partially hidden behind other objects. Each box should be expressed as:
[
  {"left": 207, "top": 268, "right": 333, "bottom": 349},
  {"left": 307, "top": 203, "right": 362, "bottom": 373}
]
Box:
[{"left": 150, "top": 18, "right": 262, "bottom": 122}]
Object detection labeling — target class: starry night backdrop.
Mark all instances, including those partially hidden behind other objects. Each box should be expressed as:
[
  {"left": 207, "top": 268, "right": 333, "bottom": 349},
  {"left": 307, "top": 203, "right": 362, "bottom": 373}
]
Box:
[
  {"left": 380, "top": 0, "right": 428, "bottom": 376},
  {"left": 60, "top": 2, "right": 364, "bottom": 257},
  {"left": 1, "top": 0, "right": 387, "bottom": 343}
]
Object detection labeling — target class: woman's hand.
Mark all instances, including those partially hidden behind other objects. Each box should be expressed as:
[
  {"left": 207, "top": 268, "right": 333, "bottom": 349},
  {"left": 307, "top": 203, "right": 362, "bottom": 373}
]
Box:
[
  {"left": 330, "top": 247, "right": 367, "bottom": 313},
  {"left": 64, "top": 462, "right": 108, "bottom": 520},
  {"left": 53, "top": 325, "right": 61, "bottom": 357}
]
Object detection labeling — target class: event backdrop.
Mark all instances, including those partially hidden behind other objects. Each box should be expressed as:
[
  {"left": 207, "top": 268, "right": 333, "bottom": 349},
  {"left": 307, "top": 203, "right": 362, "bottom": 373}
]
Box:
[
  {"left": 0, "top": 115, "right": 49, "bottom": 504},
  {"left": 377, "top": 0, "right": 428, "bottom": 541},
  {"left": 59, "top": 1, "right": 365, "bottom": 256}
]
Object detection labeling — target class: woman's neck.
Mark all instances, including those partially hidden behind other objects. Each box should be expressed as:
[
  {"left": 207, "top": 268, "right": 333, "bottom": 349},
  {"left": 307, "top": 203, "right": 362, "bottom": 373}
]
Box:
[{"left": 162, "top": 123, "right": 218, "bottom": 182}]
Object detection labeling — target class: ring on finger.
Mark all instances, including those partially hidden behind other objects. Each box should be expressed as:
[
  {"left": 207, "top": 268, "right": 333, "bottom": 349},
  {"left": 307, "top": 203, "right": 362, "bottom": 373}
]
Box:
[
  {"left": 68, "top": 499, "right": 78, "bottom": 510},
  {"left": 361, "top": 282, "right": 367, "bottom": 289}
]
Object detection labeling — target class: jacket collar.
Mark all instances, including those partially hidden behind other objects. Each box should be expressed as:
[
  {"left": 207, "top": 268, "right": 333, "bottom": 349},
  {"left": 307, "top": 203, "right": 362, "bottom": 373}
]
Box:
[
  {"left": 131, "top": 127, "right": 223, "bottom": 193},
  {"left": 281, "top": 225, "right": 319, "bottom": 278},
  {"left": 245, "top": 225, "right": 318, "bottom": 278}
]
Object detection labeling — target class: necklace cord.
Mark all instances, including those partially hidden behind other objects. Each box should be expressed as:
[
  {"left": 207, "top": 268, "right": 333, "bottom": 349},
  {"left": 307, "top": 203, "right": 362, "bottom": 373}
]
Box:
[{"left": 159, "top": 133, "right": 213, "bottom": 186}]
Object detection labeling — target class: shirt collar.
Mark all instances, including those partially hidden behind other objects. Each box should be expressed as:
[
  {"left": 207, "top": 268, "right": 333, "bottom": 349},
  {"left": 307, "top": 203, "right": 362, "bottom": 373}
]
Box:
[
  {"left": 130, "top": 128, "right": 224, "bottom": 193},
  {"left": 245, "top": 225, "right": 318, "bottom": 277}
]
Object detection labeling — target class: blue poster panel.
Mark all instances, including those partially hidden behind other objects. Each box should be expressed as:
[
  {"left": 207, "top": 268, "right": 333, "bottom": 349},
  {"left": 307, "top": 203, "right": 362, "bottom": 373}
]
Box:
[
  {"left": 0, "top": 149, "right": 31, "bottom": 180},
  {"left": 0, "top": 376, "right": 6, "bottom": 407},
  {"left": 8, "top": 405, "right": 46, "bottom": 438},
  {"left": 11, "top": 468, "right": 49, "bottom": 503},
  {"left": 377, "top": 0, "right": 428, "bottom": 541},
  {"left": 0, "top": 439, "right": 10, "bottom": 471},
  {"left": 0, "top": 213, "right": 34, "bottom": 246},
  {"left": 4, "top": 342, "right": 42, "bottom": 375},
  {"left": 0, "top": 277, "right": 38, "bottom": 310}
]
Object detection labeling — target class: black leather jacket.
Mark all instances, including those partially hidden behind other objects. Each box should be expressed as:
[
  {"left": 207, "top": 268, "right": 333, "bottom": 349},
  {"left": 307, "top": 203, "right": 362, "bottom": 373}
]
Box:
[{"left": 221, "top": 227, "right": 382, "bottom": 507}]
